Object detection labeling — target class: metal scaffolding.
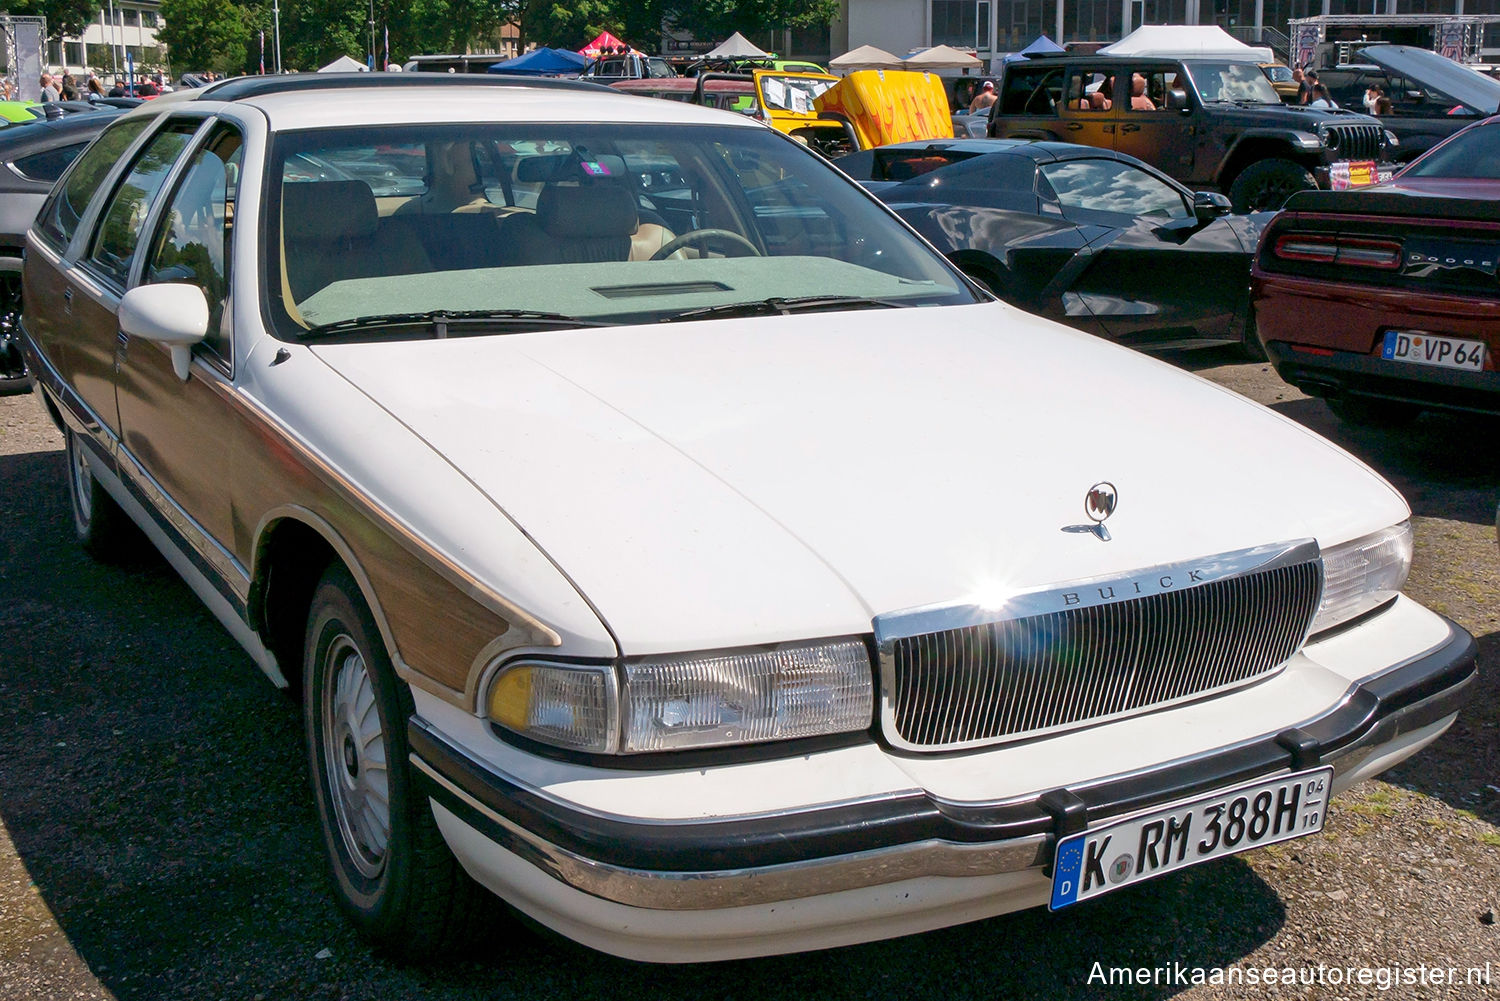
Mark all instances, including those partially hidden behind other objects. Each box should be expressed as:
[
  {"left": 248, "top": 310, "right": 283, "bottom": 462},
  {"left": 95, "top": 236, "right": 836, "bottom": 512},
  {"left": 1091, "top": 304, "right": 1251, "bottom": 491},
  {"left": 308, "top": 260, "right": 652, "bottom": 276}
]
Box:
[{"left": 0, "top": 16, "right": 47, "bottom": 101}]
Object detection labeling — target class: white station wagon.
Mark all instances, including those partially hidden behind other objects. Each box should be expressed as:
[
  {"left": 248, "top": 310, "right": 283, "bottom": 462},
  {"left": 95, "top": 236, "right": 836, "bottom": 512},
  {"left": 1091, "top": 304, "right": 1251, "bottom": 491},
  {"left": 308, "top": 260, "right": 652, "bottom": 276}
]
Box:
[{"left": 19, "top": 76, "right": 1475, "bottom": 962}]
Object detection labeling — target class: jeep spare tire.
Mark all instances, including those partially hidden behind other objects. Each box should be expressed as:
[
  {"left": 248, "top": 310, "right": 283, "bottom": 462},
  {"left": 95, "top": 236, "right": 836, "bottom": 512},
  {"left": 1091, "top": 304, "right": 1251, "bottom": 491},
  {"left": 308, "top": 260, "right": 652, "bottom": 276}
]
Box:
[{"left": 1228, "top": 158, "right": 1317, "bottom": 213}]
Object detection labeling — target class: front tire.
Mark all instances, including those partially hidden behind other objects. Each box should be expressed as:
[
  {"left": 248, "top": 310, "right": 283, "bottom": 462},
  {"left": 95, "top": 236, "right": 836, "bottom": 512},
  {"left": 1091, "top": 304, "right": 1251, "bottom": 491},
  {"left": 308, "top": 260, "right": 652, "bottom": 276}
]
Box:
[
  {"left": 1227, "top": 159, "right": 1317, "bottom": 213},
  {"left": 0, "top": 256, "right": 29, "bottom": 395},
  {"left": 303, "top": 564, "right": 489, "bottom": 960}
]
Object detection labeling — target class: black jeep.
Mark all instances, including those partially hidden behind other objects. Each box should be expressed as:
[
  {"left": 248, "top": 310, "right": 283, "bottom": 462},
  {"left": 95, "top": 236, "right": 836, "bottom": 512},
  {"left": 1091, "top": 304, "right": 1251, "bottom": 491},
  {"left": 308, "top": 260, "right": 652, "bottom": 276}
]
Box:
[{"left": 988, "top": 53, "right": 1396, "bottom": 211}]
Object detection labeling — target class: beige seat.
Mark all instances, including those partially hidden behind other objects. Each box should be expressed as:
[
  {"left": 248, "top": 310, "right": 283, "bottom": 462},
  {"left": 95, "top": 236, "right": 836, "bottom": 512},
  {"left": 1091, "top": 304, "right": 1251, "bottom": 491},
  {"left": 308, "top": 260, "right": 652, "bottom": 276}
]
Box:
[
  {"left": 395, "top": 141, "right": 499, "bottom": 216},
  {"left": 282, "top": 181, "right": 432, "bottom": 301},
  {"left": 500, "top": 180, "right": 676, "bottom": 264}
]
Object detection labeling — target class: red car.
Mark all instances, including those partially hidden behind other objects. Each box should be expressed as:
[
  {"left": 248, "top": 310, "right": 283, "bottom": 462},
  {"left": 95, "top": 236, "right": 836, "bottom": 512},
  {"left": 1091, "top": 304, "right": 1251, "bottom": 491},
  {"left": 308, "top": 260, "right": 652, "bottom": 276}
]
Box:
[{"left": 1252, "top": 116, "right": 1500, "bottom": 426}]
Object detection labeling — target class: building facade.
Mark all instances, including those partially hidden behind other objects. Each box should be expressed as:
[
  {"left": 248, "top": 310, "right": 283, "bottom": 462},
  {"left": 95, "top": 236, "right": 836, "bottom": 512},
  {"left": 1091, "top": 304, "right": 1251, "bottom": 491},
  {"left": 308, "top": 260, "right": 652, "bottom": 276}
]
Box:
[
  {"left": 837, "top": 0, "right": 1500, "bottom": 66},
  {"left": 47, "top": 1, "right": 164, "bottom": 76}
]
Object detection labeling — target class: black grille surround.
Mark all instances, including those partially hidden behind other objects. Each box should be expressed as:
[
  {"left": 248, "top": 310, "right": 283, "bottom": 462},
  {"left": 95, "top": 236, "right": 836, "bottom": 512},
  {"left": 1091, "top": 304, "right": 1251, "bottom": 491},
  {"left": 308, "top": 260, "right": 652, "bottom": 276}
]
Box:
[
  {"left": 881, "top": 553, "right": 1324, "bottom": 751},
  {"left": 1322, "top": 123, "right": 1383, "bottom": 163}
]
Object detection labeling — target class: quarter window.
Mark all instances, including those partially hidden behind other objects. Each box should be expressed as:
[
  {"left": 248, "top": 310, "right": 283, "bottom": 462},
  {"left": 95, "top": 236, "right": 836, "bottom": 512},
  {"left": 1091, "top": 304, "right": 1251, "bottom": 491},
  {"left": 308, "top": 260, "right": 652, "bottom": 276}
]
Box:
[
  {"left": 87, "top": 121, "right": 200, "bottom": 288},
  {"left": 11, "top": 143, "right": 86, "bottom": 183},
  {"left": 999, "top": 66, "right": 1064, "bottom": 116},
  {"left": 34, "top": 119, "right": 148, "bottom": 252},
  {"left": 1040, "top": 159, "right": 1189, "bottom": 220},
  {"left": 144, "top": 126, "right": 243, "bottom": 363}
]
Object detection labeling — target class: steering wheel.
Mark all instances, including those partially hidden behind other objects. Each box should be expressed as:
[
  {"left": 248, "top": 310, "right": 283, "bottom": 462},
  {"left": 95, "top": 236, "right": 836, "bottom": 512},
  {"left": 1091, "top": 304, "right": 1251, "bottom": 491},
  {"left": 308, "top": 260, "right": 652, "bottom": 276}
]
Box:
[{"left": 649, "top": 228, "right": 762, "bottom": 262}]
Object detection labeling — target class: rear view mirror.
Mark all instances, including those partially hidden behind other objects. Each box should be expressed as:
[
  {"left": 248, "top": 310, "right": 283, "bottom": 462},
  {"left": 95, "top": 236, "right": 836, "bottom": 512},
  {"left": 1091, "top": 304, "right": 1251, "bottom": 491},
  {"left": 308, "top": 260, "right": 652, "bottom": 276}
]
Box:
[
  {"left": 119, "top": 283, "right": 209, "bottom": 381},
  {"left": 1193, "top": 191, "right": 1233, "bottom": 221}
]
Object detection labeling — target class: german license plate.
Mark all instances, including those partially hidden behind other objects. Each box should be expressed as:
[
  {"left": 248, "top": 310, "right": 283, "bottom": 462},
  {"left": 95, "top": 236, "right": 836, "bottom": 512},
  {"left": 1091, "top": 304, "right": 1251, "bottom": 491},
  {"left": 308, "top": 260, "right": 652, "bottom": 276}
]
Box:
[
  {"left": 1049, "top": 767, "right": 1332, "bottom": 910},
  {"left": 1381, "top": 330, "right": 1487, "bottom": 372}
]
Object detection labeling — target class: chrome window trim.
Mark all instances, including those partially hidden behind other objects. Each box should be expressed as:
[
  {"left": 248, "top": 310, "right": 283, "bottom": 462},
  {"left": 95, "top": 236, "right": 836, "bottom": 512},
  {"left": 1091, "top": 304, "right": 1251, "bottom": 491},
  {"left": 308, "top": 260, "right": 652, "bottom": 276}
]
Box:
[{"left": 873, "top": 539, "right": 1323, "bottom": 753}]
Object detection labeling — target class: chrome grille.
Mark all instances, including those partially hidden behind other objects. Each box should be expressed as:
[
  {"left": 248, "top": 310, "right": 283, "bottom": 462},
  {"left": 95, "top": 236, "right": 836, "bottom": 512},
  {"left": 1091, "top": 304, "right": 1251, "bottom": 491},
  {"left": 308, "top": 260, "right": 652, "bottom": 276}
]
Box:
[
  {"left": 879, "top": 546, "right": 1322, "bottom": 751},
  {"left": 1324, "top": 124, "right": 1382, "bottom": 162}
]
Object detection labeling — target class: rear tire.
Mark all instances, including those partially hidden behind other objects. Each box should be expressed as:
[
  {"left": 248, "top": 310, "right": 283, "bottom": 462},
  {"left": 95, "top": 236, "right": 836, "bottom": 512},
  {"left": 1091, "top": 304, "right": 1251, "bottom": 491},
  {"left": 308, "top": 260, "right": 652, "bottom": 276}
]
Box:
[
  {"left": 303, "top": 564, "right": 491, "bottom": 961},
  {"left": 64, "top": 428, "right": 135, "bottom": 560},
  {"left": 1237, "top": 310, "right": 1268, "bottom": 361},
  {"left": 1327, "top": 396, "right": 1422, "bottom": 429},
  {"left": 1227, "top": 159, "right": 1317, "bottom": 213}
]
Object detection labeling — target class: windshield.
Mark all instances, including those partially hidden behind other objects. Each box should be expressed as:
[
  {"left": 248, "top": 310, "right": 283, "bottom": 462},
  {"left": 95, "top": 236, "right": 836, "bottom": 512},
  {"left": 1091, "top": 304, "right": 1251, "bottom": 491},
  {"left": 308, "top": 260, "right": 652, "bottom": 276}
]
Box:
[
  {"left": 757, "top": 74, "right": 835, "bottom": 113},
  {"left": 1404, "top": 123, "right": 1500, "bottom": 178},
  {"left": 1187, "top": 62, "right": 1282, "bottom": 104},
  {"left": 266, "top": 122, "right": 976, "bottom": 338}
]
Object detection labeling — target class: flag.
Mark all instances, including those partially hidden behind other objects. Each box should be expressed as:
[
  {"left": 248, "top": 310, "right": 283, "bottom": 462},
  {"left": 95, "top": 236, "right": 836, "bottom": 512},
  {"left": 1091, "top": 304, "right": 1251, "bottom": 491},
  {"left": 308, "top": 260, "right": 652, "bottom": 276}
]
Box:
[
  {"left": 259, "top": 30, "right": 266, "bottom": 74},
  {"left": 383, "top": 26, "right": 389, "bottom": 70}
]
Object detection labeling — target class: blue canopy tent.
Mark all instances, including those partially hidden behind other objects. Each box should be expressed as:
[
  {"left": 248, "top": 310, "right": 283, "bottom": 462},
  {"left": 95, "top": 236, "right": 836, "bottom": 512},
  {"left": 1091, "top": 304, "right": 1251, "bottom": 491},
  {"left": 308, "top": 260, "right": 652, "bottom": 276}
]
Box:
[
  {"left": 1005, "top": 34, "right": 1067, "bottom": 64},
  {"left": 488, "top": 47, "right": 587, "bottom": 75}
]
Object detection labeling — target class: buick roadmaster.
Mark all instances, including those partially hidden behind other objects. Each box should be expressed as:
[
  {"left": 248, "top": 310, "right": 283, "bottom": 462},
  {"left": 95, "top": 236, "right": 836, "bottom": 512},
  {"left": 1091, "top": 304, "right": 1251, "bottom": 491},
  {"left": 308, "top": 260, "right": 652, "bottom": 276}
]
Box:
[{"left": 18, "top": 74, "right": 1475, "bottom": 962}]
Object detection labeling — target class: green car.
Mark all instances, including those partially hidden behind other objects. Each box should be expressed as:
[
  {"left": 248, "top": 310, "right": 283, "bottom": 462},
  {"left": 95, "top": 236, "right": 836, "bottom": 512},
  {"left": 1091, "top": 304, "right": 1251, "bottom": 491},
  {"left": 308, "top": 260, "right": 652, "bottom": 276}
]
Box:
[{"left": 0, "top": 101, "right": 39, "bottom": 125}]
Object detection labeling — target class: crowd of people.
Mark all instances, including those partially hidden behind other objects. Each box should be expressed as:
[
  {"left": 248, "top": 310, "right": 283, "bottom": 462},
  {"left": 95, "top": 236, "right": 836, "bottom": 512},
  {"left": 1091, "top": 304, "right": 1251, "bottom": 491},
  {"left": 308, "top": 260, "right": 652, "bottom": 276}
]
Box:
[
  {"left": 1290, "top": 66, "right": 1392, "bottom": 114},
  {"left": 6, "top": 70, "right": 182, "bottom": 104}
]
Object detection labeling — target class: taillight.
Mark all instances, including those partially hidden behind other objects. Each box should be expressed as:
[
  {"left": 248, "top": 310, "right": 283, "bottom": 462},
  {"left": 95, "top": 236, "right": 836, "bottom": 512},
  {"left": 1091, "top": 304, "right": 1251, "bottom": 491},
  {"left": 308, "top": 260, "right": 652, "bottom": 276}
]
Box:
[{"left": 1273, "top": 233, "right": 1401, "bottom": 269}]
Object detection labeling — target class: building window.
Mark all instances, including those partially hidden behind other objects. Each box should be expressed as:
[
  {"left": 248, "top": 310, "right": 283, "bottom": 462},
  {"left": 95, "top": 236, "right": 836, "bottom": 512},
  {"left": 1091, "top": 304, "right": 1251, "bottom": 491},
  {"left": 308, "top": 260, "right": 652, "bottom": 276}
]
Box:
[
  {"left": 123, "top": 8, "right": 140, "bottom": 26},
  {"left": 143, "top": 10, "right": 158, "bottom": 27},
  {"left": 932, "top": 0, "right": 992, "bottom": 51}
]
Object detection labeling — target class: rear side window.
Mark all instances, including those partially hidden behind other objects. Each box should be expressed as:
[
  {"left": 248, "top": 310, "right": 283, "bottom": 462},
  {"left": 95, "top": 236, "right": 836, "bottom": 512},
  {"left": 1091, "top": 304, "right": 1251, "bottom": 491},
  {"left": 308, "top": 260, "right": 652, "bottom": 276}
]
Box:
[
  {"left": 12, "top": 142, "right": 86, "bottom": 183},
  {"left": 87, "top": 121, "right": 200, "bottom": 288},
  {"left": 34, "top": 119, "right": 148, "bottom": 252}
]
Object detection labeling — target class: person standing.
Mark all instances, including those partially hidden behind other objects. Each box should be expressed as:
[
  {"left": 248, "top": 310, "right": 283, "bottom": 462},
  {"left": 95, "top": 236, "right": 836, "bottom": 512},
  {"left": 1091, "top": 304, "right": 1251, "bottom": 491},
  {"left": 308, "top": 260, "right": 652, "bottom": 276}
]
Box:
[
  {"left": 39, "top": 73, "right": 59, "bottom": 101},
  {"left": 1298, "top": 69, "right": 1319, "bottom": 104},
  {"left": 969, "top": 80, "right": 997, "bottom": 112},
  {"left": 1307, "top": 83, "right": 1337, "bottom": 109}
]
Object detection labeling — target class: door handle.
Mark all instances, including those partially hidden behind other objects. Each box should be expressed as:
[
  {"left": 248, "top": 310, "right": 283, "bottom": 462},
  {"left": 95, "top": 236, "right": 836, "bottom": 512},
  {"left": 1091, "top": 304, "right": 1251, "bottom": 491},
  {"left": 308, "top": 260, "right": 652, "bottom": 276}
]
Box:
[
  {"left": 1121, "top": 123, "right": 1140, "bottom": 133},
  {"left": 1066, "top": 122, "right": 1082, "bottom": 131},
  {"left": 62, "top": 287, "right": 73, "bottom": 303},
  {"left": 1103, "top": 124, "right": 1115, "bottom": 134}
]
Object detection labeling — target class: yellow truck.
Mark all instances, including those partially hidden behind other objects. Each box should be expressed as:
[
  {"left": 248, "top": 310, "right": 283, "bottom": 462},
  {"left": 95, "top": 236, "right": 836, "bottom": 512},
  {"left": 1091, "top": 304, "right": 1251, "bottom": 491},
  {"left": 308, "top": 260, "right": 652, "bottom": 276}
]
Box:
[{"left": 751, "top": 68, "right": 953, "bottom": 157}]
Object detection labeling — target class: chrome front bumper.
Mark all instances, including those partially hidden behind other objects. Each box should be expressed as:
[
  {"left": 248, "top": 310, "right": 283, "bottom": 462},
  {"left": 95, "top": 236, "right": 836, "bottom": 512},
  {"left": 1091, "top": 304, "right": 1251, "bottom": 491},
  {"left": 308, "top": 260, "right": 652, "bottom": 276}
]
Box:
[{"left": 409, "top": 621, "right": 1475, "bottom": 912}]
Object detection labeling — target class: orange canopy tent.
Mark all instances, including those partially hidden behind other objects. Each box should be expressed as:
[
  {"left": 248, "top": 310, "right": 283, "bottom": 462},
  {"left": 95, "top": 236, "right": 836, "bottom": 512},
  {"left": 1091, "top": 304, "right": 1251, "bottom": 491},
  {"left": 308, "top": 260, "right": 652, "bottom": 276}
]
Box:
[{"left": 580, "top": 31, "right": 636, "bottom": 57}]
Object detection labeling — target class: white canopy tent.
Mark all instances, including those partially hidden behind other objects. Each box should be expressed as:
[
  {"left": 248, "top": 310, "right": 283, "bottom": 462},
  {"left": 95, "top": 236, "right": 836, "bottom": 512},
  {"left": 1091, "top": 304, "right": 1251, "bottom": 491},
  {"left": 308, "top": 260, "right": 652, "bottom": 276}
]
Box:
[
  {"left": 902, "top": 44, "right": 983, "bottom": 69},
  {"left": 829, "top": 44, "right": 903, "bottom": 72},
  {"left": 703, "top": 32, "right": 770, "bottom": 59},
  {"left": 1099, "top": 25, "right": 1273, "bottom": 63},
  {"left": 318, "top": 54, "right": 370, "bottom": 73}
]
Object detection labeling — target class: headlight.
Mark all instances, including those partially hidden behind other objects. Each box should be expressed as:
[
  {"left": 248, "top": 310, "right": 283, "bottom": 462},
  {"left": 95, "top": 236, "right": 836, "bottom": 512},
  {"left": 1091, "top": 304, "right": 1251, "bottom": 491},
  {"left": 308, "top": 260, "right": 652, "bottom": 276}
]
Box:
[
  {"left": 1311, "top": 522, "right": 1413, "bottom": 635},
  {"left": 487, "top": 639, "right": 874, "bottom": 754},
  {"left": 1384, "top": 129, "right": 1400, "bottom": 147}
]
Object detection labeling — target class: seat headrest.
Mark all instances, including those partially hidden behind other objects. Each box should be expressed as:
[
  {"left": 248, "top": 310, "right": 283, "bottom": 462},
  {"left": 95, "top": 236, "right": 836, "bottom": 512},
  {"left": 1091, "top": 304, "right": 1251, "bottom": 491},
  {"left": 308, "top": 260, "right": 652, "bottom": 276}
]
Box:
[
  {"left": 537, "top": 182, "right": 638, "bottom": 238},
  {"left": 282, "top": 180, "right": 378, "bottom": 242}
]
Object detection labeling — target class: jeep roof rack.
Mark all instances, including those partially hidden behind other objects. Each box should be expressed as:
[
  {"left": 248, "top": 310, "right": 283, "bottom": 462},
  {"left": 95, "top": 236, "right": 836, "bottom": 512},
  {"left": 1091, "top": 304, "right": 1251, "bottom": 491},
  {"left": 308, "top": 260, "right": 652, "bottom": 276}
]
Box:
[{"left": 197, "top": 72, "right": 619, "bottom": 103}]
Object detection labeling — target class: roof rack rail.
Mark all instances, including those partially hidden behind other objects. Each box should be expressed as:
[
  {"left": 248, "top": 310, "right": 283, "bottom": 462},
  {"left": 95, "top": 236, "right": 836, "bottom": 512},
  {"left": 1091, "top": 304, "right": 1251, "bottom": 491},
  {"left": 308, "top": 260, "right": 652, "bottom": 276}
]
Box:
[{"left": 198, "top": 72, "right": 619, "bottom": 102}]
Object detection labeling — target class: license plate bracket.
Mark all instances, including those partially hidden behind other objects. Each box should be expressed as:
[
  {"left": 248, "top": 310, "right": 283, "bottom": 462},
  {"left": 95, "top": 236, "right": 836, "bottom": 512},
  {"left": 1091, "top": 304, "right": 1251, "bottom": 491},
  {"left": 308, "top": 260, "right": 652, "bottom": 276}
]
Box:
[{"left": 1049, "top": 766, "right": 1332, "bottom": 910}]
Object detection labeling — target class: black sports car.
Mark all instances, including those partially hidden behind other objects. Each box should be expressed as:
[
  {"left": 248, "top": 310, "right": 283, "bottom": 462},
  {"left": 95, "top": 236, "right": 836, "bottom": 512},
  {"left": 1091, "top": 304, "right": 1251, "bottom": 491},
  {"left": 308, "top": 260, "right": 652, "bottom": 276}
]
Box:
[
  {"left": 0, "top": 108, "right": 123, "bottom": 393},
  {"left": 837, "top": 138, "right": 1271, "bottom": 357}
]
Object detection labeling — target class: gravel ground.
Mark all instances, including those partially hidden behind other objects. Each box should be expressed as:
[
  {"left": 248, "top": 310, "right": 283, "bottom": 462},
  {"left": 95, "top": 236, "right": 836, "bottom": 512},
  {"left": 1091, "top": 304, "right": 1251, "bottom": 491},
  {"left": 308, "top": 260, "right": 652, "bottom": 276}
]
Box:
[{"left": 0, "top": 352, "right": 1495, "bottom": 1001}]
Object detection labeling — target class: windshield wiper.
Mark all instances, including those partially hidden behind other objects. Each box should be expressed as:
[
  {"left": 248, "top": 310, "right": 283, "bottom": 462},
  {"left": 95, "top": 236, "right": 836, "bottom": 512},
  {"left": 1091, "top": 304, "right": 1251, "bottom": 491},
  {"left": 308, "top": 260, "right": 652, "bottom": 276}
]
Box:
[
  {"left": 664, "top": 295, "right": 904, "bottom": 323},
  {"left": 299, "top": 308, "right": 604, "bottom": 341}
]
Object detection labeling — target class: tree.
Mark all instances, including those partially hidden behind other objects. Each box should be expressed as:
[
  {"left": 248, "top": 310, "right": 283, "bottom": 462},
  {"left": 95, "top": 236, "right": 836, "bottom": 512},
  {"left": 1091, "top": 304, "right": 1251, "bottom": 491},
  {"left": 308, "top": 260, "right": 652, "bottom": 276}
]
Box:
[
  {"left": 8, "top": 0, "right": 99, "bottom": 42},
  {"left": 664, "top": 0, "right": 840, "bottom": 45},
  {"left": 158, "top": 0, "right": 251, "bottom": 74}
]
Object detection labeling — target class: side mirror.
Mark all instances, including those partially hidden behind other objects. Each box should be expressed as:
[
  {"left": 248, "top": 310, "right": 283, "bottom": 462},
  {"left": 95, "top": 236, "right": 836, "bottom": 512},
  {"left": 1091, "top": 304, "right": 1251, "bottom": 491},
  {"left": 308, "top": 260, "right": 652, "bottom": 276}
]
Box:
[
  {"left": 1194, "top": 190, "right": 1233, "bottom": 221},
  {"left": 119, "top": 283, "right": 209, "bottom": 381}
]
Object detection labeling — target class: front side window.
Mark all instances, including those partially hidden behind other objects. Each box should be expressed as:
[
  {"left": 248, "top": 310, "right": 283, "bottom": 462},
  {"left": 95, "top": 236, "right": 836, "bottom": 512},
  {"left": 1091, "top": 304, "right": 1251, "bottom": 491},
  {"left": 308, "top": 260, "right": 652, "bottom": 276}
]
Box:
[
  {"left": 1040, "top": 159, "right": 1189, "bottom": 220},
  {"left": 1067, "top": 67, "right": 1120, "bottom": 112},
  {"left": 144, "top": 125, "right": 243, "bottom": 362},
  {"left": 266, "top": 122, "right": 977, "bottom": 339},
  {"left": 35, "top": 118, "right": 148, "bottom": 252},
  {"left": 1188, "top": 61, "right": 1281, "bottom": 104},
  {"left": 88, "top": 121, "right": 200, "bottom": 288}
]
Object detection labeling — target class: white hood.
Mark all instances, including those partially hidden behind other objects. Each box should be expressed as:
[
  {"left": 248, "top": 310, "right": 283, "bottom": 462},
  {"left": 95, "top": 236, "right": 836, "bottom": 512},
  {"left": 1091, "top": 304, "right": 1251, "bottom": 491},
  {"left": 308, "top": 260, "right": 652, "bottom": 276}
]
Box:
[{"left": 311, "top": 302, "right": 1407, "bottom": 654}]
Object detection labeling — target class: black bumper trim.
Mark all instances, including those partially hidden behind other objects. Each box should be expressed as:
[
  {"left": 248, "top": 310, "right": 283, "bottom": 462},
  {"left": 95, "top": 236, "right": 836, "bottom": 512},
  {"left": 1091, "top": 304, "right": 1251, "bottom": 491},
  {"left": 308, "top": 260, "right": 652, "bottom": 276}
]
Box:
[
  {"left": 411, "top": 621, "right": 1476, "bottom": 875},
  {"left": 1267, "top": 341, "right": 1500, "bottom": 417}
]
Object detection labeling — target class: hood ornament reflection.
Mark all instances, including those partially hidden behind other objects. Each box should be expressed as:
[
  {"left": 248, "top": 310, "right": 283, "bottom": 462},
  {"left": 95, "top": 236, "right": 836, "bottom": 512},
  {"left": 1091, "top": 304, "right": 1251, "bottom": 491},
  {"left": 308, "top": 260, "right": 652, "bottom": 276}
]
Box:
[{"left": 1063, "top": 482, "right": 1118, "bottom": 542}]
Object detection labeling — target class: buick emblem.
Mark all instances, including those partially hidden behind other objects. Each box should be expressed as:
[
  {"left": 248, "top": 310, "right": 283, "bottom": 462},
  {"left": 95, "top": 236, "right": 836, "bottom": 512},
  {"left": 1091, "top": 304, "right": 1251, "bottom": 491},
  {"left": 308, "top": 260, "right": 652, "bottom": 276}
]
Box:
[
  {"left": 1060, "top": 482, "right": 1118, "bottom": 542},
  {"left": 1085, "top": 482, "right": 1118, "bottom": 524}
]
